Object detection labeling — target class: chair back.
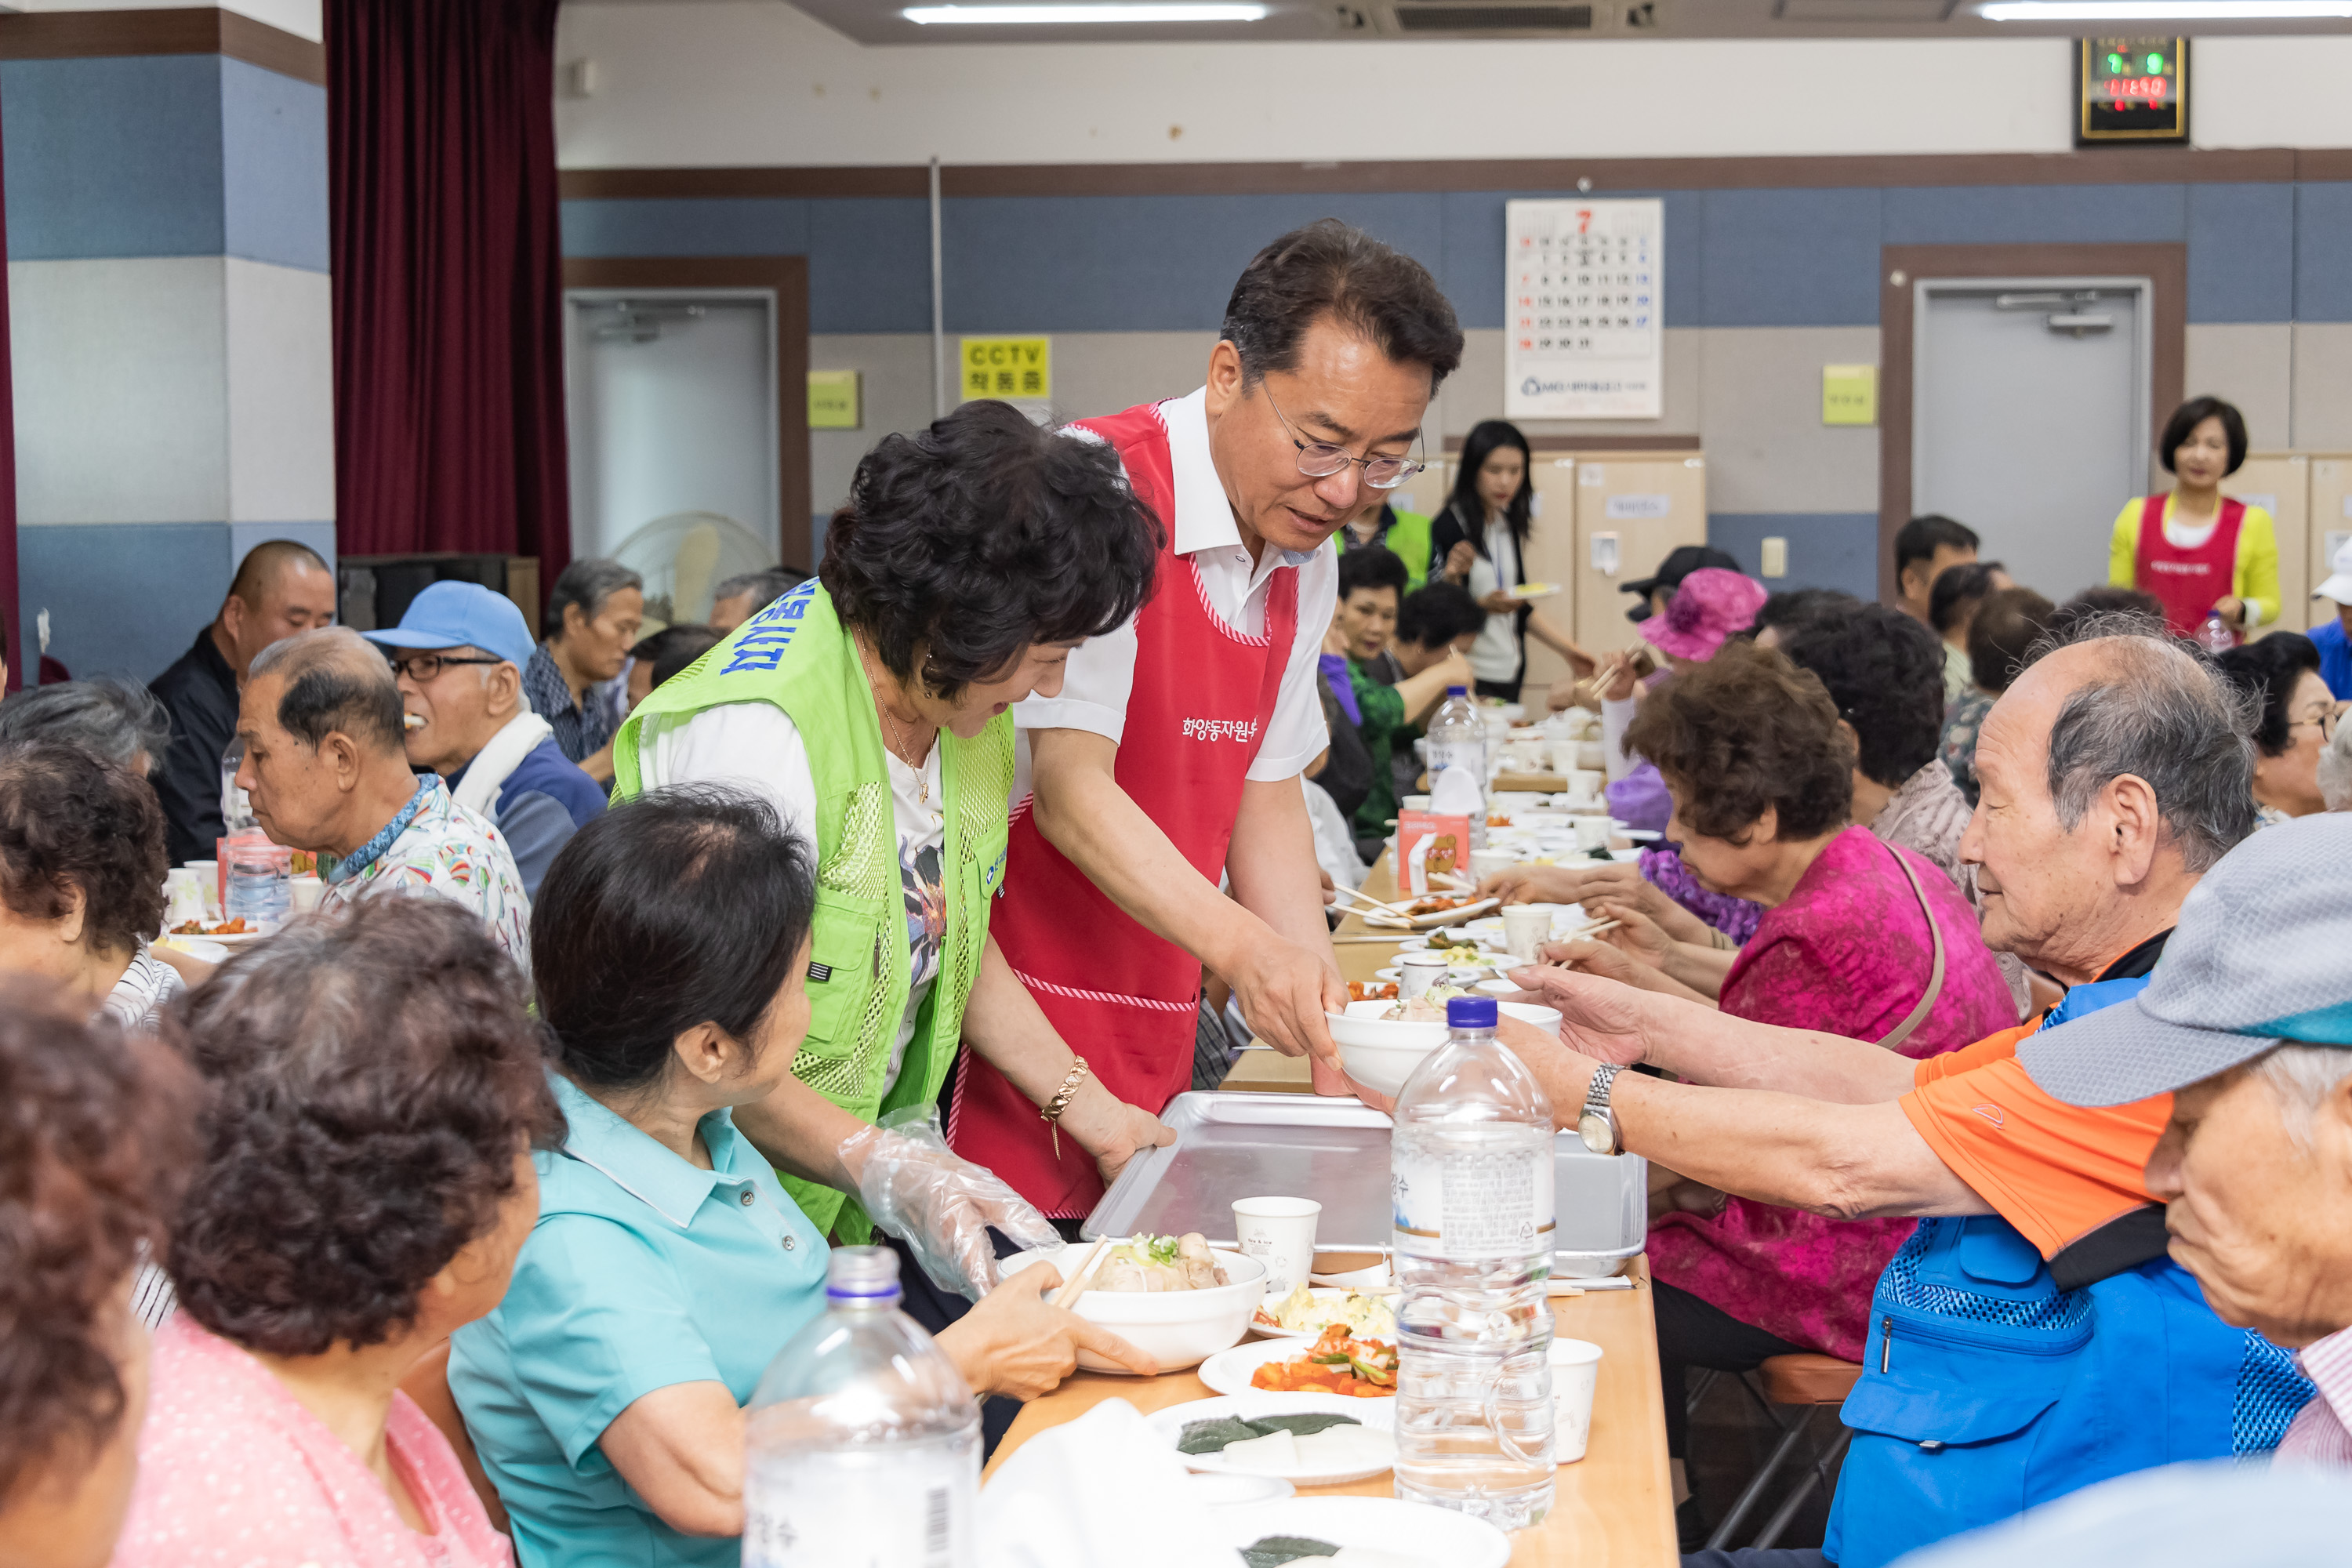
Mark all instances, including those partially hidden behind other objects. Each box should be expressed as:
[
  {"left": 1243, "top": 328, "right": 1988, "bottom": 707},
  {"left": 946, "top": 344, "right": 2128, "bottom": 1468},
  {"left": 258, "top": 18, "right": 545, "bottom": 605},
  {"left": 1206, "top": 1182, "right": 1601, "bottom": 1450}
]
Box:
[{"left": 400, "top": 1338, "right": 511, "bottom": 1534}]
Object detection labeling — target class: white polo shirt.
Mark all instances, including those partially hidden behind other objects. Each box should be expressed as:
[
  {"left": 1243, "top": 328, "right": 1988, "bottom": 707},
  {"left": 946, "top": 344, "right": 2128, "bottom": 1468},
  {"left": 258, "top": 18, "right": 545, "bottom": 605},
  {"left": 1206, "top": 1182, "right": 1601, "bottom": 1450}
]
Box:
[{"left": 1014, "top": 386, "right": 1338, "bottom": 785}]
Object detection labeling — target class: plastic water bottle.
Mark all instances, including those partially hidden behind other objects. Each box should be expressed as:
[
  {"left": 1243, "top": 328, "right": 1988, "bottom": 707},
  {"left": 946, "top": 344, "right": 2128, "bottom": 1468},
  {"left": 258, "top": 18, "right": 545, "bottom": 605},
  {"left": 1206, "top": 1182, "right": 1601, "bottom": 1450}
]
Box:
[
  {"left": 223, "top": 850, "right": 290, "bottom": 929},
  {"left": 743, "top": 1247, "right": 979, "bottom": 1568},
  {"left": 1390, "top": 996, "right": 1557, "bottom": 1529},
  {"left": 1425, "top": 685, "right": 1488, "bottom": 787},
  {"left": 1425, "top": 686, "right": 1490, "bottom": 849}
]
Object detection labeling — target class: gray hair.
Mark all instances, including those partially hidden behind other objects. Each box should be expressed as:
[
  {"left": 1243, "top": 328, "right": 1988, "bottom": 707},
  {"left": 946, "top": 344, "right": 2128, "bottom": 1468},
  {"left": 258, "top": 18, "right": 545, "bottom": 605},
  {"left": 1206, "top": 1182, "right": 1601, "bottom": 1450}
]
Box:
[
  {"left": 2251, "top": 1042, "right": 2352, "bottom": 1149},
  {"left": 2321, "top": 713, "right": 2352, "bottom": 812},
  {"left": 2024, "top": 612, "right": 2257, "bottom": 872},
  {"left": 711, "top": 568, "right": 804, "bottom": 613},
  {"left": 0, "top": 677, "right": 170, "bottom": 771},
  {"left": 249, "top": 628, "right": 406, "bottom": 756},
  {"left": 546, "top": 558, "right": 643, "bottom": 641}
]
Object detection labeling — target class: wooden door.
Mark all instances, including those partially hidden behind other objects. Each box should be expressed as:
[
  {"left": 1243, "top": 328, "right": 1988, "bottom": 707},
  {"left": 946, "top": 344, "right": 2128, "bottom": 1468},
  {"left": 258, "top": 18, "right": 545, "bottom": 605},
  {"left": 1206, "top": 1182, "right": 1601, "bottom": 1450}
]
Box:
[
  {"left": 1573, "top": 454, "right": 1710, "bottom": 663},
  {"left": 2307, "top": 456, "right": 2352, "bottom": 633},
  {"left": 2230, "top": 453, "right": 2309, "bottom": 640}
]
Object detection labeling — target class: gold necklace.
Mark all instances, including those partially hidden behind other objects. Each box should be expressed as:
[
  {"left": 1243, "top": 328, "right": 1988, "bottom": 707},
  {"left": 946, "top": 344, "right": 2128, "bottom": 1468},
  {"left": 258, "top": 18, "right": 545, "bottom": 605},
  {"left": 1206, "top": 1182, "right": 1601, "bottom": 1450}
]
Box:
[{"left": 858, "top": 637, "right": 935, "bottom": 804}]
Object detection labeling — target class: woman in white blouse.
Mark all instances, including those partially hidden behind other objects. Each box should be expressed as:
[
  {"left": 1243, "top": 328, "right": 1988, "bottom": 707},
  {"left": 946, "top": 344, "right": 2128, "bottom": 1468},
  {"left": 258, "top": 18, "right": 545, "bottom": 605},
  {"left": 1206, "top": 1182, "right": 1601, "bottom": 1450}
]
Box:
[{"left": 1431, "top": 419, "right": 1592, "bottom": 699}]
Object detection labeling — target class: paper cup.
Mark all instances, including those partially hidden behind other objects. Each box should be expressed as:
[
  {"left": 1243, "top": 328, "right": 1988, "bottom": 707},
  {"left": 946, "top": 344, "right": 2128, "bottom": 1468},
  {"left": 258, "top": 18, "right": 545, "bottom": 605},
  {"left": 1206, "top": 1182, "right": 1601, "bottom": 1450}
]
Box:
[
  {"left": 1573, "top": 816, "right": 1613, "bottom": 854},
  {"left": 1400, "top": 794, "right": 1431, "bottom": 812},
  {"left": 1397, "top": 952, "right": 1451, "bottom": 1000},
  {"left": 1232, "top": 1196, "right": 1321, "bottom": 1294},
  {"left": 185, "top": 860, "right": 220, "bottom": 919},
  {"left": 1502, "top": 905, "right": 1553, "bottom": 962},
  {"left": 289, "top": 874, "right": 325, "bottom": 914},
  {"left": 1469, "top": 848, "right": 1516, "bottom": 883},
  {"left": 1550, "top": 1338, "right": 1603, "bottom": 1462}
]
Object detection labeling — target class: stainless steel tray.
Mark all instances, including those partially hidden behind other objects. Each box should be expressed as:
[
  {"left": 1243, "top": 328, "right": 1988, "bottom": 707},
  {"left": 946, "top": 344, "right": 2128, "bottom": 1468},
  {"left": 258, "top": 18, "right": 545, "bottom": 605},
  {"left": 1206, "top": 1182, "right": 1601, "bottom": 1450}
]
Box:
[{"left": 1084, "top": 1091, "right": 1647, "bottom": 1259}]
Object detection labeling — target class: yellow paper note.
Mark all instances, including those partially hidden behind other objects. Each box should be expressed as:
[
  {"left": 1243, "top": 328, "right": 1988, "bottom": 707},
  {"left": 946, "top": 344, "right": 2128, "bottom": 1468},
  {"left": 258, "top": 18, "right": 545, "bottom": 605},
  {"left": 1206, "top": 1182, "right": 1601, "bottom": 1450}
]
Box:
[
  {"left": 1822, "top": 364, "right": 1878, "bottom": 426},
  {"left": 961, "top": 336, "right": 1051, "bottom": 403}
]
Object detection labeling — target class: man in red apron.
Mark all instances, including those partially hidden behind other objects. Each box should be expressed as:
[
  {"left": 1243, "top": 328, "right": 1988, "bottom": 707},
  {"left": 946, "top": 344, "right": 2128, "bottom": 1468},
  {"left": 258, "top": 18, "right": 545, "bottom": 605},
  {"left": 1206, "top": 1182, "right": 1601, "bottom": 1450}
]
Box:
[
  {"left": 949, "top": 220, "right": 1465, "bottom": 1218},
  {"left": 2132, "top": 492, "right": 2247, "bottom": 640}
]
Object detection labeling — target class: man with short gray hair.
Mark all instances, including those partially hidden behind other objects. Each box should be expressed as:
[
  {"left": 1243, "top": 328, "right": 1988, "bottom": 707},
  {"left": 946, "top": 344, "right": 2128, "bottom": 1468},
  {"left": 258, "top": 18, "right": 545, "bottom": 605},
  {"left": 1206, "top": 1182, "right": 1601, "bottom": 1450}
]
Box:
[
  {"left": 1504, "top": 624, "right": 2310, "bottom": 1565},
  {"left": 523, "top": 557, "right": 644, "bottom": 781},
  {"left": 2021, "top": 810, "right": 2352, "bottom": 1468},
  {"left": 709, "top": 567, "right": 806, "bottom": 634},
  {"left": 235, "top": 628, "right": 529, "bottom": 970}
]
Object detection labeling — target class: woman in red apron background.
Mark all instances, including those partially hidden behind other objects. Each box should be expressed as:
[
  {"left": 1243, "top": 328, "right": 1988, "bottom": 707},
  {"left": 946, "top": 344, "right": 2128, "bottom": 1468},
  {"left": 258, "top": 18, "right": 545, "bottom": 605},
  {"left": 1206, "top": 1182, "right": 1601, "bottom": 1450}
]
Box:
[
  {"left": 949, "top": 220, "right": 1466, "bottom": 1220},
  {"left": 2109, "top": 395, "right": 2281, "bottom": 642}
]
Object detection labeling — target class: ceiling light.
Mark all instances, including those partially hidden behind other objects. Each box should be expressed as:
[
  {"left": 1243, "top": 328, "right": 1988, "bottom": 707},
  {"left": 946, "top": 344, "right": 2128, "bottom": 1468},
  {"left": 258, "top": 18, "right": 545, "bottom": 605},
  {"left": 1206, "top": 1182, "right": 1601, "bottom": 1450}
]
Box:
[
  {"left": 1980, "top": 2, "right": 2352, "bottom": 18},
  {"left": 904, "top": 3, "right": 1269, "bottom": 21}
]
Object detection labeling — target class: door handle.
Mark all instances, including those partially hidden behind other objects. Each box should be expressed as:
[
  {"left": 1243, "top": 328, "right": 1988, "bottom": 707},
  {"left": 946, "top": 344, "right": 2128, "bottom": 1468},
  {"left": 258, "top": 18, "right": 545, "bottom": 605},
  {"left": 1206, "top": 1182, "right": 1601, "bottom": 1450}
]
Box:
[{"left": 2046, "top": 313, "right": 2114, "bottom": 336}]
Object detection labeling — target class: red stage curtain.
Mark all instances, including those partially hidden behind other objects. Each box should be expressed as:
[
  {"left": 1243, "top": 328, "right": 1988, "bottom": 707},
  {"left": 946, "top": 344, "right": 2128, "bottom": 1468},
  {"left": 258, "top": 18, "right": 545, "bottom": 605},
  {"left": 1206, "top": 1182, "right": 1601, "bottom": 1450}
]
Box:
[{"left": 327, "top": 0, "right": 571, "bottom": 588}]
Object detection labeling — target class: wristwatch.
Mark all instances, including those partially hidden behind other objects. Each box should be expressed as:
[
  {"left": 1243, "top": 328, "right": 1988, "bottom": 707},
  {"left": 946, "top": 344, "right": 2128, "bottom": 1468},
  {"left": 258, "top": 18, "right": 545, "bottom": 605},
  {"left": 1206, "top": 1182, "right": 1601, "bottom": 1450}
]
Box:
[{"left": 1577, "top": 1063, "right": 1626, "bottom": 1156}]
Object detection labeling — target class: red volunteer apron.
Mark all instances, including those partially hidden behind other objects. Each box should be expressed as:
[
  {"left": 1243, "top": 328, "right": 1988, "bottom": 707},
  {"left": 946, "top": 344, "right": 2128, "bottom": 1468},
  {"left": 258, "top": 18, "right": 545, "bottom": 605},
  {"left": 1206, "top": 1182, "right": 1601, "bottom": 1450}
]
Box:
[
  {"left": 949, "top": 399, "right": 1301, "bottom": 1218},
  {"left": 2133, "top": 493, "right": 2245, "bottom": 639}
]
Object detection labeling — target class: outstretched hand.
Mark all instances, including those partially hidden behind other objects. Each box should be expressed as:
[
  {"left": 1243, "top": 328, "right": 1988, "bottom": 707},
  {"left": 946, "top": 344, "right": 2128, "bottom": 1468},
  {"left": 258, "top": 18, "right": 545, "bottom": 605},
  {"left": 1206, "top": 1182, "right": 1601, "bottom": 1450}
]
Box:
[{"left": 1506, "top": 964, "right": 1651, "bottom": 1067}]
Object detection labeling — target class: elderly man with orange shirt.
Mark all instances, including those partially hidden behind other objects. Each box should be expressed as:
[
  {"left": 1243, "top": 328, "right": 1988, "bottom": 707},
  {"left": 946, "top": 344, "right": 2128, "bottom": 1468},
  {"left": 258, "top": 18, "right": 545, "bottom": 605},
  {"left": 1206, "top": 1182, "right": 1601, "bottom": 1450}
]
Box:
[{"left": 1504, "top": 620, "right": 2314, "bottom": 1568}]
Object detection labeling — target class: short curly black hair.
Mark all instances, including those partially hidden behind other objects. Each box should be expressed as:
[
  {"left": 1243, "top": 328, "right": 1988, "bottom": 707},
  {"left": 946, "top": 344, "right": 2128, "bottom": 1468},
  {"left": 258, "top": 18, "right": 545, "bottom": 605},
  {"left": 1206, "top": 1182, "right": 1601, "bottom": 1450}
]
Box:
[
  {"left": 1624, "top": 642, "right": 1854, "bottom": 844},
  {"left": 820, "top": 399, "right": 1162, "bottom": 702},
  {"left": 0, "top": 980, "right": 194, "bottom": 1497},
  {"left": 2216, "top": 631, "right": 2323, "bottom": 757},
  {"left": 1777, "top": 604, "right": 1947, "bottom": 789},
  {"left": 169, "top": 895, "right": 563, "bottom": 1356},
  {"left": 1338, "top": 544, "right": 1408, "bottom": 601},
  {"left": 0, "top": 740, "right": 167, "bottom": 959}
]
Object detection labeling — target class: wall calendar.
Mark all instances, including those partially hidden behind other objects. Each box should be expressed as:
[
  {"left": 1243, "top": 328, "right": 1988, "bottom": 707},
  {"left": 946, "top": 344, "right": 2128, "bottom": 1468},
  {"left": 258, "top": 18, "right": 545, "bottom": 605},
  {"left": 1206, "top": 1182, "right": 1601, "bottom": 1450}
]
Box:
[{"left": 1504, "top": 198, "right": 1663, "bottom": 421}]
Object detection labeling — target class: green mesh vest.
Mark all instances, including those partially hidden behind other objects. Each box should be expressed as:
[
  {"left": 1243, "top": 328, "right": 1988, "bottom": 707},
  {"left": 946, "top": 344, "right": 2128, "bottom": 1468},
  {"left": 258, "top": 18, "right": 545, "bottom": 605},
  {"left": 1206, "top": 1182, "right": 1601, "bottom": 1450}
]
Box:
[{"left": 612, "top": 581, "right": 1014, "bottom": 1242}]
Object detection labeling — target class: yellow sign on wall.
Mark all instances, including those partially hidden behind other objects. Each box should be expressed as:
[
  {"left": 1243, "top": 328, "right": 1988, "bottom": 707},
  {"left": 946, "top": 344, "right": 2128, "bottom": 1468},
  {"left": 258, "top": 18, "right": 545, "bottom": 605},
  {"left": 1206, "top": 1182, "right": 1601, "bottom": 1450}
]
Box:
[
  {"left": 962, "top": 336, "right": 1051, "bottom": 403},
  {"left": 1822, "top": 364, "right": 1878, "bottom": 426},
  {"left": 808, "top": 370, "right": 861, "bottom": 430}
]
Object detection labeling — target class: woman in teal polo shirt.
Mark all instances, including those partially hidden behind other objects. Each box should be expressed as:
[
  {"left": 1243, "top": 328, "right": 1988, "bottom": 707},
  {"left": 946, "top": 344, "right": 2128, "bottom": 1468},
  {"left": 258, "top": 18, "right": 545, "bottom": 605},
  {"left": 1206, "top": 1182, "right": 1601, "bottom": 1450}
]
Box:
[{"left": 450, "top": 789, "right": 1152, "bottom": 1568}]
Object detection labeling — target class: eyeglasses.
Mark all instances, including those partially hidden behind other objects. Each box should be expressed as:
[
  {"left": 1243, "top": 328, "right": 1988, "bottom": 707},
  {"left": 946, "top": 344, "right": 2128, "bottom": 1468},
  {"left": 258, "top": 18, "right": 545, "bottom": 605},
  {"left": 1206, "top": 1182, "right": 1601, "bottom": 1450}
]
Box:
[
  {"left": 2289, "top": 703, "right": 2346, "bottom": 744},
  {"left": 385, "top": 652, "right": 503, "bottom": 683},
  {"left": 1260, "top": 384, "right": 1425, "bottom": 492}
]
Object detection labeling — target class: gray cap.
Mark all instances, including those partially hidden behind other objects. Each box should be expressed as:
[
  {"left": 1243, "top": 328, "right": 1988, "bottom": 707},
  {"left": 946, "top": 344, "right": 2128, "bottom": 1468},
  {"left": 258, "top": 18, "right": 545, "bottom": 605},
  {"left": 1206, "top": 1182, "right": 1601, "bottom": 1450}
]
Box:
[{"left": 2019, "top": 811, "right": 2352, "bottom": 1107}]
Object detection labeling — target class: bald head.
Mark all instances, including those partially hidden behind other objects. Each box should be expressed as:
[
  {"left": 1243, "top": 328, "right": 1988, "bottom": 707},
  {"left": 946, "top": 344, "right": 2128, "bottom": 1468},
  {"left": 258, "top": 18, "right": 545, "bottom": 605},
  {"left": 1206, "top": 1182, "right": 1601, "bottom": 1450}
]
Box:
[
  {"left": 216, "top": 540, "right": 337, "bottom": 676},
  {"left": 247, "top": 628, "right": 406, "bottom": 758},
  {"left": 228, "top": 539, "right": 329, "bottom": 608}
]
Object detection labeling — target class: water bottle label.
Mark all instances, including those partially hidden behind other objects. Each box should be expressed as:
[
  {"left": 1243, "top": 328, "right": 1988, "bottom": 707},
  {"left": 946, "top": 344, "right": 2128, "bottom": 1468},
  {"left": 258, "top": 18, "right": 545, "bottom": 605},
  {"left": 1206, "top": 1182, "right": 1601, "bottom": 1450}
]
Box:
[
  {"left": 744, "top": 1446, "right": 975, "bottom": 1568},
  {"left": 1391, "top": 1142, "right": 1555, "bottom": 1261}
]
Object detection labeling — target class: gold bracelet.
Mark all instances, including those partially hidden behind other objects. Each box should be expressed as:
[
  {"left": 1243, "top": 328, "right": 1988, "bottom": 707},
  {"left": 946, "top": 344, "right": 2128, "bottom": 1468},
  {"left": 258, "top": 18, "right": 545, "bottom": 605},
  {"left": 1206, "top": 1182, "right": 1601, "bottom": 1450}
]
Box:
[{"left": 1040, "top": 1056, "right": 1092, "bottom": 1160}]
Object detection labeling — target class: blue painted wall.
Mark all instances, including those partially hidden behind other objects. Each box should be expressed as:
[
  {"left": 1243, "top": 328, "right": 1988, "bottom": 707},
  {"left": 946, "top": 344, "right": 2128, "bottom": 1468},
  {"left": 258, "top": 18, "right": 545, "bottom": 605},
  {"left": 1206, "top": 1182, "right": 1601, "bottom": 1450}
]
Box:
[
  {"left": 561, "top": 176, "right": 2337, "bottom": 333},
  {"left": 1708, "top": 513, "right": 1882, "bottom": 603},
  {"left": 5, "top": 50, "right": 333, "bottom": 686}
]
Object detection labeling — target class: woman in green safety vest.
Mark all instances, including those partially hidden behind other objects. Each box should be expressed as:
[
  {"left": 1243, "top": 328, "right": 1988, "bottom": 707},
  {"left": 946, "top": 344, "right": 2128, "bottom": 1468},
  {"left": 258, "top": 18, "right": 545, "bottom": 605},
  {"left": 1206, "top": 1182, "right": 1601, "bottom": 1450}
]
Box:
[{"left": 613, "top": 401, "right": 1167, "bottom": 1308}]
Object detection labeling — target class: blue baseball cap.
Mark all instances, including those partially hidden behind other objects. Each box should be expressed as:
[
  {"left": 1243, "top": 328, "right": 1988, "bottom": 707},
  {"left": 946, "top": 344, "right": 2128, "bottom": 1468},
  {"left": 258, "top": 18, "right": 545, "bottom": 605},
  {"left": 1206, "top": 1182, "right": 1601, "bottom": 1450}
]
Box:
[
  {"left": 361, "top": 582, "right": 535, "bottom": 673},
  {"left": 2020, "top": 812, "right": 2352, "bottom": 1108}
]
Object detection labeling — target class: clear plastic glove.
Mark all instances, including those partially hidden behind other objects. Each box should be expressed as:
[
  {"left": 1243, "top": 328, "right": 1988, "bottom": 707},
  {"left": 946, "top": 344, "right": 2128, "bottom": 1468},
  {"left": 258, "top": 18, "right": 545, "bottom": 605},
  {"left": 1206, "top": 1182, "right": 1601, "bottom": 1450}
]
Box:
[{"left": 839, "top": 1105, "right": 1062, "bottom": 1303}]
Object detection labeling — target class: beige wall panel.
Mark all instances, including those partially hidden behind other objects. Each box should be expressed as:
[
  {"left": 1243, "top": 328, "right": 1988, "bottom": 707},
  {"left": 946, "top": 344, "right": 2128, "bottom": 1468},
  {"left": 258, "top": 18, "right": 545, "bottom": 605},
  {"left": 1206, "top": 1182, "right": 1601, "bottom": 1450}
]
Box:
[
  {"left": 2291, "top": 324, "right": 2352, "bottom": 452},
  {"left": 2184, "top": 323, "right": 2292, "bottom": 452},
  {"left": 806, "top": 332, "right": 931, "bottom": 517},
  {"left": 1695, "top": 325, "right": 1880, "bottom": 514},
  {"left": 2230, "top": 452, "right": 2309, "bottom": 637}
]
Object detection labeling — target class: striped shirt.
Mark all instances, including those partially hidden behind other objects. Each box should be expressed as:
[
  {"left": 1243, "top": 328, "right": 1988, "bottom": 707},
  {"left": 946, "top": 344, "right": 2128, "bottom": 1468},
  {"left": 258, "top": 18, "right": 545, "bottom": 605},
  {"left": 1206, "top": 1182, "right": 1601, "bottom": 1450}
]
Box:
[{"left": 2277, "top": 1324, "right": 2352, "bottom": 1468}]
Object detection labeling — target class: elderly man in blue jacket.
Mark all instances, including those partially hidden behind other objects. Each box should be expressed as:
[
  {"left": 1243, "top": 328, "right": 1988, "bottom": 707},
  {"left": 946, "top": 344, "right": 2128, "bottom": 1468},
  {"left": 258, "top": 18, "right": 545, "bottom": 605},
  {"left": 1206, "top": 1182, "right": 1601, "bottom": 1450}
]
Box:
[{"left": 365, "top": 583, "right": 605, "bottom": 898}]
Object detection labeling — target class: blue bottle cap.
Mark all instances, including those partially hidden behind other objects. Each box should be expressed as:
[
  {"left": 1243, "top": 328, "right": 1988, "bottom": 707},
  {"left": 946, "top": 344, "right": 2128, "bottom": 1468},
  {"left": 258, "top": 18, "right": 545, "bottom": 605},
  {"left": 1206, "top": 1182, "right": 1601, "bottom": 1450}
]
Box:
[
  {"left": 1446, "top": 684, "right": 1468, "bottom": 695},
  {"left": 1446, "top": 996, "right": 1498, "bottom": 1029}
]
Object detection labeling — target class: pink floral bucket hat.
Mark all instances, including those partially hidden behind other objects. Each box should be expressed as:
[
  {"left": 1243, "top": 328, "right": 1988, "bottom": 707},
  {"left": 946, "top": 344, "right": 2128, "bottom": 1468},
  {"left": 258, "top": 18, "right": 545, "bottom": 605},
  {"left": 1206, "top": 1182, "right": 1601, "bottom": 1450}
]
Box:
[{"left": 1646, "top": 568, "right": 1768, "bottom": 662}]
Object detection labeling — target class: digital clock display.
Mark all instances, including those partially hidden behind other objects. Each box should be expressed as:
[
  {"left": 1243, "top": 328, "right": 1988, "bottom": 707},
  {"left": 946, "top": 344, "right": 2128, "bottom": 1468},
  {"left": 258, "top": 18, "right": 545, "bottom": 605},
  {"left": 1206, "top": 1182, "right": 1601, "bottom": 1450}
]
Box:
[{"left": 2078, "top": 36, "right": 2188, "bottom": 144}]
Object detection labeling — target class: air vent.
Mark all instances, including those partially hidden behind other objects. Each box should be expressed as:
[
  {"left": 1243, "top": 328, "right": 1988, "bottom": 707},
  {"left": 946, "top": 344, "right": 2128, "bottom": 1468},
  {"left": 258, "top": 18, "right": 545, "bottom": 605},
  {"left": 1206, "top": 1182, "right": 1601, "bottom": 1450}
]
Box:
[{"left": 1393, "top": 2, "right": 1592, "bottom": 31}]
